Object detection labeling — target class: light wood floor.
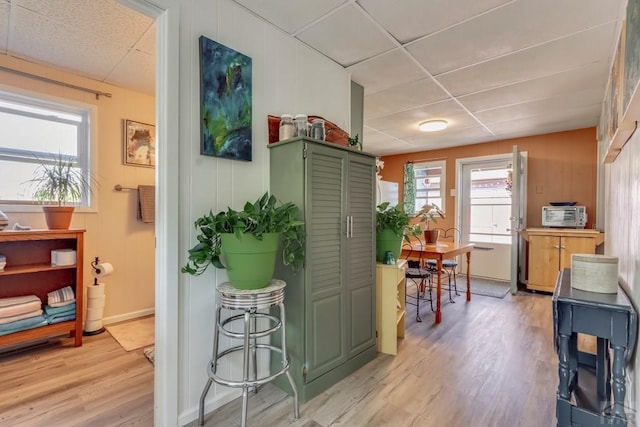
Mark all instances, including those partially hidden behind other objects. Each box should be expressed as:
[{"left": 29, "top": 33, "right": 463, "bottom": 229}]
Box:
[
  {"left": 0, "top": 289, "right": 558, "bottom": 427},
  {"left": 194, "top": 289, "right": 558, "bottom": 427},
  {"left": 0, "top": 331, "right": 154, "bottom": 426}
]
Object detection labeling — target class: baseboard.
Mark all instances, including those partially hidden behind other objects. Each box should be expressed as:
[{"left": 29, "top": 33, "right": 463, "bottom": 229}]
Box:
[
  {"left": 101, "top": 308, "right": 155, "bottom": 326},
  {"left": 178, "top": 389, "right": 241, "bottom": 426}
]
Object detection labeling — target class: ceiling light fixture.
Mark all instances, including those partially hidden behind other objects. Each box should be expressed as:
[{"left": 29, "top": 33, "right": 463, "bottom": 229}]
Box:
[{"left": 418, "top": 119, "right": 448, "bottom": 132}]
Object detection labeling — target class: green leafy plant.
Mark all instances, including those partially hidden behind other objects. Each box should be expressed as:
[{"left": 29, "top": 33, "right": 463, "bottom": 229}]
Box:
[
  {"left": 181, "top": 192, "right": 305, "bottom": 276},
  {"left": 376, "top": 202, "right": 420, "bottom": 243},
  {"left": 28, "top": 153, "right": 90, "bottom": 206},
  {"left": 416, "top": 203, "right": 444, "bottom": 230}
]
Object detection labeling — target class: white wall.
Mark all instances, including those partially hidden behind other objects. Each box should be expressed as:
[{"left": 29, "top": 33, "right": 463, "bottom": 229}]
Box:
[
  {"left": 176, "top": 0, "right": 350, "bottom": 424},
  {"left": 606, "top": 129, "right": 640, "bottom": 414}
]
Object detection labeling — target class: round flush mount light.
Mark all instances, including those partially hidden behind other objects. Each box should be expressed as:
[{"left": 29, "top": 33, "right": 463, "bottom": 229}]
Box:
[{"left": 418, "top": 119, "right": 448, "bottom": 132}]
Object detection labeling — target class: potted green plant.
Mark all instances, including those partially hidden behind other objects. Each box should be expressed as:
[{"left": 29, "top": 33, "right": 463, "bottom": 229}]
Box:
[
  {"left": 416, "top": 203, "right": 444, "bottom": 243},
  {"left": 181, "top": 192, "right": 305, "bottom": 290},
  {"left": 28, "top": 153, "right": 90, "bottom": 230},
  {"left": 375, "top": 202, "right": 420, "bottom": 262}
]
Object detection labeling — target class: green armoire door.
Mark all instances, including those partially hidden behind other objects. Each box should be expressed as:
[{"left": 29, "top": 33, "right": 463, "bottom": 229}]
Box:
[{"left": 269, "top": 137, "right": 377, "bottom": 403}]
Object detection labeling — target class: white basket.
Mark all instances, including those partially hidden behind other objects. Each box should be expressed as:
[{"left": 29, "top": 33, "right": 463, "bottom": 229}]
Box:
[{"left": 571, "top": 254, "right": 618, "bottom": 293}]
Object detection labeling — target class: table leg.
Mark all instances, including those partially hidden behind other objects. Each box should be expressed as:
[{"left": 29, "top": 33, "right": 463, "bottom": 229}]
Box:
[
  {"left": 435, "top": 259, "right": 442, "bottom": 323},
  {"left": 466, "top": 252, "right": 471, "bottom": 301},
  {"left": 611, "top": 344, "right": 627, "bottom": 420}
]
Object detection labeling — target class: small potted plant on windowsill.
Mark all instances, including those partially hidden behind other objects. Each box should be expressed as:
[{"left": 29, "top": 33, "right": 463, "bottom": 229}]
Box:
[
  {"left": 181, "top": 192, "right": 305, "bottom": 290},
  {"left": 416, "top": 203, "right": 444, "bottom": 244},
  {"left": 28, "top": 153, "right": 90, "bottom": 230}
]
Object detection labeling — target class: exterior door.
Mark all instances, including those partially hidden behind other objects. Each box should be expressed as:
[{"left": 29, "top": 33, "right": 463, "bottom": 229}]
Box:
[
  {"left": 345, "top": 154, "right": 376, "bottom": 358},
  {"left": 304, "top": 143, "right": 347, "bottom": 382}
]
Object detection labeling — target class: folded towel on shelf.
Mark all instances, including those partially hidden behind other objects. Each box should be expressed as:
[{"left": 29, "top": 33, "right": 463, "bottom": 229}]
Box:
[
  {"left": 0, "top": 295, "right": 40, "bottom": 308},
  {"left": 47, "top": 286, "right": 75, "bottom": 305},
  {"left": 44, "top": 303, "right": 76, "bottom": 316},
  {"left": 0, "top": 315, "right": 48, "bottom": 335},
  {"left": 0, "top": 299, "right": 42, "bottom": 319},
  {"left": 137, "top": 185, "right": 155, "bottom": 223},
  {"left": 46, "top": 313, "right": 76, "bottom": 324},
  {"left": 48, "top": 299, "right": 76, "bottom": 308},
  {"left": 0, "top": 309, "right": 44, "bottom": 325}
]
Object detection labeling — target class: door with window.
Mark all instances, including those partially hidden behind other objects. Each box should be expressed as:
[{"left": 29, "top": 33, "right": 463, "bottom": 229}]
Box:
[{"left": 458, "top": 155, "right": 513, "bottom": 281}]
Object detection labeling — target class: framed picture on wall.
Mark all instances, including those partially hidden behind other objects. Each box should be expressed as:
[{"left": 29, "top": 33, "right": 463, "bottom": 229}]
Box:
[
  {"left": 198, "top": 35, "right": 252, "bottom": 161},
  {"left": 123, "top": 119, "right": 155, "bottom": 168}
]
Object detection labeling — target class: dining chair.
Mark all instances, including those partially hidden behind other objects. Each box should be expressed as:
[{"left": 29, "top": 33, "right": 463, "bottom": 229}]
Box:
[
  {"left": 426, "top": 227, "right": 460, "bottom": 302},
  {"left": 403, "top": 240, "right": 433, "bottom": 323}
]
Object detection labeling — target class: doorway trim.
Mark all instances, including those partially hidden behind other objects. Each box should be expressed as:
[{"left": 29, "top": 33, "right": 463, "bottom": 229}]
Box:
[{"left": 119, "top": 0, "right": 181, "bottom": 425}]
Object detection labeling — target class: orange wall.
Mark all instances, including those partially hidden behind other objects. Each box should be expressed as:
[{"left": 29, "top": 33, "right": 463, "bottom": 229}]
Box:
[{"left": 379, "top": 127, "right": 598, "bottom": 229}]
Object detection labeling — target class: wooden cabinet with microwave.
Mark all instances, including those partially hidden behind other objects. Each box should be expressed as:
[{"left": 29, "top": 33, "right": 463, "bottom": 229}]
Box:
[{"left": 522, "top": 228, "right": 604, "bottom": 292}]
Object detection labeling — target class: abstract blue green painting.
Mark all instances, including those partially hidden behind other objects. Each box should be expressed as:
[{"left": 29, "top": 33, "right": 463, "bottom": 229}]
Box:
[{"left": 199, "top": 36, "right": 252, "bottom": 161}]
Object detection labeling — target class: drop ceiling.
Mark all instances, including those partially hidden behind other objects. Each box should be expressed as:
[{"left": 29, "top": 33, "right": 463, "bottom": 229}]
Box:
[{"left": 0, "top": 0, "right": 625, "bottom": 156}]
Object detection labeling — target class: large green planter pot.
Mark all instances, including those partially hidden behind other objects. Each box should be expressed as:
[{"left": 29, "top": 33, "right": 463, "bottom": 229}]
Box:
[
  {"left": 220, "top": 232, "right": 280, "bottom": 290},
  {"left": 376, "top": 228, "right": 403, "bottom": 262}
]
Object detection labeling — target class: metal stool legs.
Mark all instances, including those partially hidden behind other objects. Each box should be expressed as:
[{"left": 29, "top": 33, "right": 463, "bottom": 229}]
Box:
[{"left": 198, "top": 300, "right": 299, "bottom": 426}]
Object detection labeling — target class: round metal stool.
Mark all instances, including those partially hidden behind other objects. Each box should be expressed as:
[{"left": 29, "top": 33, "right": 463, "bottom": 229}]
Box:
[{"left": 198, "top": 279, "right": 299, "bottom": 426}]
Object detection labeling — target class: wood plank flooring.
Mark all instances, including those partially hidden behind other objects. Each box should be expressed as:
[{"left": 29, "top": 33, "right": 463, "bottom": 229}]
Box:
[
  {"left": 0, "top": 331, "right": 154, "bottom": 426},
  {"left": 0, "top": 288, "right": 558, "bottom": 427},
  {"left": 194, "top": 289, "right": 558, "bottom": 427}
]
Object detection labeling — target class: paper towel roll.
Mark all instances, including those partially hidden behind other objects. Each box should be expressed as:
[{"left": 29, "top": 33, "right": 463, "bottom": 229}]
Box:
[
  {"left": 51, "top": 249, "right": 76, "bottom": 266},
  {"left": 86, "top": 306, "right": 104, "bottom": 321},
  {"left": 87, "top": 283, "right": 106, "bottom": 299},
  {"left": 92, "top": 262, "right": 114, "bottom": 278},
  {"left": 85, "top": 318, "right": 103, "bottom": 332}
]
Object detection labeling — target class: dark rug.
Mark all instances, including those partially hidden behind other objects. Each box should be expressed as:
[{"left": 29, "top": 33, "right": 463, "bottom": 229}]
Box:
[{"left": 457, "top": 277, "right": 511, "bottom": 299}]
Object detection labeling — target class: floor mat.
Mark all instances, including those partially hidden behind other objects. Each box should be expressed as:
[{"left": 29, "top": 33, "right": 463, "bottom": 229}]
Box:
[
  {"left": 106, "top": 316, "right": 154, "bottom": 351},
  {"left": 143, "top": 346, "right": 155, "bottom": 365},
  {"left": 458, "top": 277, "right": 511, "bottom": 299}
]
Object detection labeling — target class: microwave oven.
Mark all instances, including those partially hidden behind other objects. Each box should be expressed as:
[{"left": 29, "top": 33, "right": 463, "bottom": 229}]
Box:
[{"left": 542, "top": 205, "right": 587, "bottom": 228}]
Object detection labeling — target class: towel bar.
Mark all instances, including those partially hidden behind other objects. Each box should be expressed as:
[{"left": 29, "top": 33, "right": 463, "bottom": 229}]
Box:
[{"left": 114, "top": 184, "right": 136, "bottom": 191}]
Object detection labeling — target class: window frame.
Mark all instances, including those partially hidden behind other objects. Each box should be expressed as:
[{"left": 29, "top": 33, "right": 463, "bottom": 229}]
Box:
[
  {"left": 411, "top": 160, "right": 446, "bottom": 216},
  {"left": 0, "top": 85, "right": 98, "bottom": 213}
]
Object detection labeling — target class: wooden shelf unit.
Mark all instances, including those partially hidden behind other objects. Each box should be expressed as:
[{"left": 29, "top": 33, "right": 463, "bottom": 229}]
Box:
[
  {"left": 0, "top": 229, "right": 85, "bottom": 348},
  {"left": 376, "top": 260, "right": 407, "bottom": 355}
]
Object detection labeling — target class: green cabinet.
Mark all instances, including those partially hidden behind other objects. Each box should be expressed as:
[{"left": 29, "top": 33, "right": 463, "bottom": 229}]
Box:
[{"left": 269, "top": 137, "right": 377, "bottom": 402}]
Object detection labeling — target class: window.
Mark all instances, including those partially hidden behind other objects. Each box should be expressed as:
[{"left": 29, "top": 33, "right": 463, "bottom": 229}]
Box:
[
  {"left": 468, "top": 166, "right": 511, "bottom": 244},
  {"left": 412, "top": 160, "right": 446, "bottom": 214},
  {"left": 0, "top": 90, "right": 93, "bottom": 207}
]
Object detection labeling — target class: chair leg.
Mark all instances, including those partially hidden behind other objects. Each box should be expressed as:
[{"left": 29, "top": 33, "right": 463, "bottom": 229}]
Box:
[
  {"left": 453, "top": 269, "right": 459, "bottom": 296},
  {"left": 448, "top": 270, "right": 455, "bottom": 303},
  {"left": 199, "top": 305, "right": 223, "bottom": 426}
]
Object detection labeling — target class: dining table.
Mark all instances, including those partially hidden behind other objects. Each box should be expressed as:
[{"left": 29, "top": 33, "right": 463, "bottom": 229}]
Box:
[{"left": 401, "top": 241, "right": 475, "bottom": 324}]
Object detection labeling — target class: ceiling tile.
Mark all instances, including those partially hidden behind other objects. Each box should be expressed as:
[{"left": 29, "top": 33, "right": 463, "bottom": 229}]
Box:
[
  {"left": 435, "top": 22, "right": 617, "bottom": 96},
  {"left": 106, "top": 49, "right": 155, "bottom": 95},
  {"left": 358, "top": 0, "right": 512, "bottom": 43},
  {"left": 16, "top": 0, "right": 152, "bottom": 49},
  {"left": 486, "top": 104, "right": 601, "bottom": 136},
  {"left": 475, "top": 88, "right": 604, "bottom": 124},
  {"left": 366, "top": 102, "right": 476, "bottom": 139},
  {"left": 363, "top": 127, "right": 414, "bottom": 155},
  {"left": 350, "top": 48, "right": 427, "bottom": 95},
  {"left": 234, "top": 0, "right": 346, "bottom": 34},
  {"left": 135, "top": 23, "right": 156, "bottom": 55},
  {"left": 403, "top": 126, "right": 495, "bottom": 151},
  {"left": 9, "top": 6, "right": 127, "bottom": 81},
  {"left": 0, "top": 2, "right": 8, "bottom": 53},
  {"left": 364, "top": 78, "right": 449, "bottom": 119},
  {"left": 458, "top": 61, "right": 608, "bottom": 112},
  {"left": 296, "top": 4, "right": 396, "bottom": 66},
  {"left": 408, "top": 0, "right": 623, "bottom": 75}
]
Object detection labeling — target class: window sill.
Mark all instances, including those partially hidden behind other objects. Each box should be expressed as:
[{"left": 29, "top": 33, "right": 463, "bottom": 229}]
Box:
[{"left": 0, "top": 204, "right": 97, "bottom": 214}]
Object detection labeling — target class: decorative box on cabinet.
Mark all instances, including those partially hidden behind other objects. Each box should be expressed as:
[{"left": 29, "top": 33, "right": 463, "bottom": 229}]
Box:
[
  {"left": 376, "top": 260, "right": 406, "bottom": 355},
  {"left": 553, "top": 269, "right": 637, "bottom": 426},
  {"left": 268, "top": 137, "right": 377, "bottom": 403},
  {"left": 0, "top": 229, "right": 84, "bottom": 348},
  {"left": 522, "top": 228, "right": 604, "bottom": 293}
]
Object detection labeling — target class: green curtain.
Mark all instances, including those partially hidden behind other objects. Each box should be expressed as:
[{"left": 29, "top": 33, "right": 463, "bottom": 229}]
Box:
[{"left": 403, "top": 163, "right": 415, "bottom": 214}]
